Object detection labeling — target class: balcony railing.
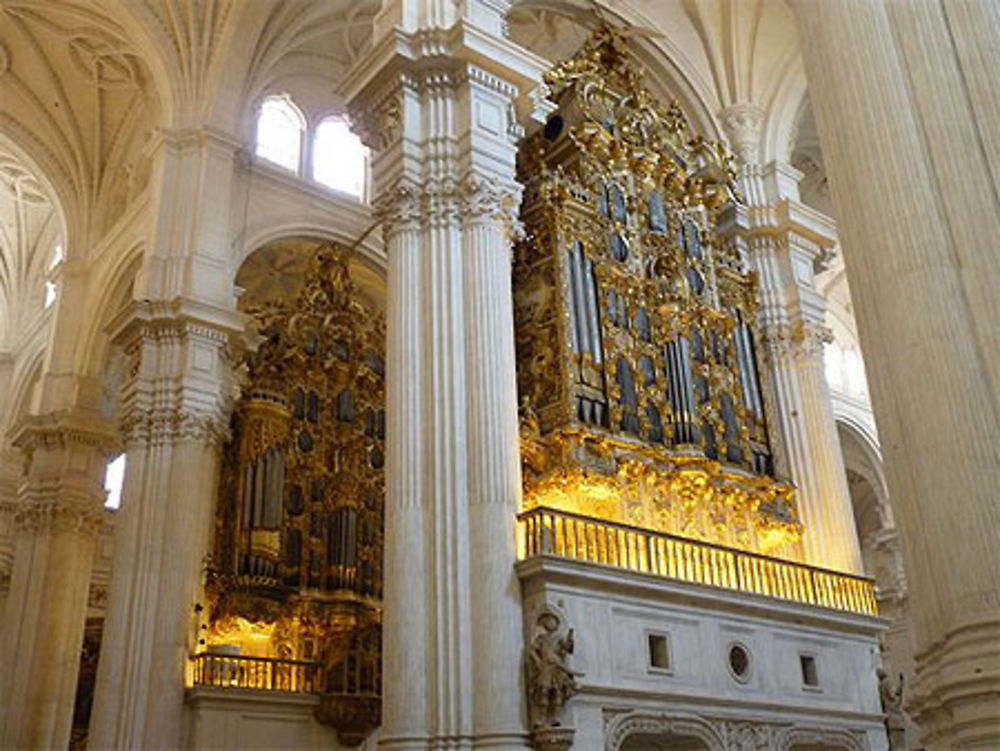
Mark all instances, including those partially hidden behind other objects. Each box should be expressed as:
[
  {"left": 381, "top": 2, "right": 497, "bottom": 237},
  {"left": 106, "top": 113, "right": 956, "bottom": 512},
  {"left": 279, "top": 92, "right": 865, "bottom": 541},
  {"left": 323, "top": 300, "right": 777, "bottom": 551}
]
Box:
[
  {"left": 190, "top": 653, "right": 321, "bottom": 693},
  {"left": 518, "top": 506, "right": 878, "bottom": 616}
]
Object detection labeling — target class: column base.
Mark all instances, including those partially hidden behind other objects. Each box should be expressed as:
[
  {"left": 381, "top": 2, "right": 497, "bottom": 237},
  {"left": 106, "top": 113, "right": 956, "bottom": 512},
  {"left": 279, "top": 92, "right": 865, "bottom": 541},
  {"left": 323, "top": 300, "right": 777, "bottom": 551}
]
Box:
[{"left": 909, "top": 618, "right": 1000, "bottom": 750}]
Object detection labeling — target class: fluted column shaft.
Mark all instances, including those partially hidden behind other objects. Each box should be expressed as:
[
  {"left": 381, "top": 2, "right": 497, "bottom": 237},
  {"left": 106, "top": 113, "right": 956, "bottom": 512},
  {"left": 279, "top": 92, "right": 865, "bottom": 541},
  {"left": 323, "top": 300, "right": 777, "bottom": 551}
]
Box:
[
  {"left": 347, "top": 8, "right": 543, "bottom": 746},
  {"left": 792, "top": 1, "right": 1000, "bottom": 746},
  {"left": 88, "top": 304, "right": 240, "bottom": 750},
  {"left": 463, "top": 207, "right": 526, "bottom": 746},
  {"left": 379, "top": 207, "right": 431, "bottom": 747},
  {"left": 0, "top": 412, "right": 117, "bottom": 751}
]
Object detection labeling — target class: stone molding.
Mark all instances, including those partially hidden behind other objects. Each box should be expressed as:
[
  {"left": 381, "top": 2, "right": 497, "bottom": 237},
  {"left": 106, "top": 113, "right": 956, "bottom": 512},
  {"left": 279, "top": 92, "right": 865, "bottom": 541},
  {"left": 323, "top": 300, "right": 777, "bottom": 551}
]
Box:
[
  {"left": 110, "top": 300, "right": 244, "bottom": 449},
  {"left": 604, "top": 710, "right": 869, "bottom": 751},
  {"left": 11, "top": 411, "right": 120, "bottom": 456},
  {"left": 908, "top": 617, "right": 1000, "bottom": 745},
  {"left": 13, "top": 499, "right": 104, "bottom": 535}
]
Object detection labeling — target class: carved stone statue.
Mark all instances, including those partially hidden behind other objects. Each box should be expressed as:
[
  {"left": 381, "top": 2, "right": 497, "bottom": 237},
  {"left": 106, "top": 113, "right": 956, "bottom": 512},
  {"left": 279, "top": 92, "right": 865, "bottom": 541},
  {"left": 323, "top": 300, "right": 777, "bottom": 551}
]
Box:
[
  {"left": 526, "top": 609, "right": 579, "bottom": 728},
  {"left": 877, "top": 669, "right": 906, "bottom": 750}
]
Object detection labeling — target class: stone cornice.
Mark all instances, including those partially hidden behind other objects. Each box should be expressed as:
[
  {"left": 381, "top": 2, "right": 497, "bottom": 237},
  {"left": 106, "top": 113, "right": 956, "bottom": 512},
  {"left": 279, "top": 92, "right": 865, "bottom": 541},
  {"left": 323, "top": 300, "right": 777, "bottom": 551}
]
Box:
[
  {"left": 145, "top": 125, "right": 243, "bottom": 158},
  {"left": 719, "top": 199, "right": 838, "bottom": 251},
  {"left": 342, "top": 19, "right": 548, "bottom": 128},
  {"left": 10, "top": 410, "right": 120, "bottom": 455},
  {"left": 106, "top": 297, "right": 246, "bottom": 350}
]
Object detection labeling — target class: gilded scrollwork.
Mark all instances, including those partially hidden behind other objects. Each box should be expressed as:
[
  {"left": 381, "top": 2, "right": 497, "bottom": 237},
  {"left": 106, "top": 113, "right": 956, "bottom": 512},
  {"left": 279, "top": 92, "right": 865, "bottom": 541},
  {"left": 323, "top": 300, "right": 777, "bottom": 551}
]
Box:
[
  {"left": 514, "top": 26, "right": 802, "bottom": 556},
  {"left": 206, "top": 244, "right": 384, "bottom": 740}
]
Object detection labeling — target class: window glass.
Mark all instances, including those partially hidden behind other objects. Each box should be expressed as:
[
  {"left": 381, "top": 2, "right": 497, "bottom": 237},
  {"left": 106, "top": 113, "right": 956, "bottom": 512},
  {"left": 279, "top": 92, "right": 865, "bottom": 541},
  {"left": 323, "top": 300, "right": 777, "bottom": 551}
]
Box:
[
  {"left": 255, "top": 96, "right": 304, "bottom": 172},
  {"left": 313, "top": 118, "right": 367, "bottom": 197},
  {"left": 104, "top": 454, "right": 126, "bottom": 510}
]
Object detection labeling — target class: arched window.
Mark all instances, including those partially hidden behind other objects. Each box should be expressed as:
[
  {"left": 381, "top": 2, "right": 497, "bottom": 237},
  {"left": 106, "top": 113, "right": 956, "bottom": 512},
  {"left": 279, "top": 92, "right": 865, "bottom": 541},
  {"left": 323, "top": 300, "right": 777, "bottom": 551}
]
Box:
[
  {"left": 255, "top": 95, "right": 305, "bottom": 172},
  {"left": 312, "top": 117, "right": 368, "bottom": 198},
  {"left": 104, "top": 454, "right": 126, "bottom": 511}
]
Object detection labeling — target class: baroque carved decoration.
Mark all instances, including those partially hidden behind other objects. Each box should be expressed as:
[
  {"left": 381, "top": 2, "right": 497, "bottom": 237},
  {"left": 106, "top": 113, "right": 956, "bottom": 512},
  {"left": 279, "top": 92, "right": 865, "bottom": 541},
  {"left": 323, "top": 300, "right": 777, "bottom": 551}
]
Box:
[
  {"left": 113, "top": 313, "right": 239, "bottom": 449},
  {"left": 759, "top": 319, "right": 833, "bottom": 364},
  {"left": 526, "top": 605, "right": 580, "bottom": 730},
  {"left": 206, "top": 244, "right": 384, "bottom": 743},
  {"left": 605, "top": 711, "right": 869, "bottom": 751},
  {"left": 604, "top": 711, "right": 726, "bottom": 751},
  {"left": 514, "top": 26, "right": 802, "bottom": 556}
]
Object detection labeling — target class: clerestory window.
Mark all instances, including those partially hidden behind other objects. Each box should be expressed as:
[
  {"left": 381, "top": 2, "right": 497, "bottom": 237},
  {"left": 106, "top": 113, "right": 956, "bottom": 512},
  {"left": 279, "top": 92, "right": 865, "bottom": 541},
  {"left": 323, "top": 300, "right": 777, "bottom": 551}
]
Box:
[
  {"left": 313, "top": 117, "right": 368, "bottom": 199},
  {"left": 255, "top": 95, "right": 305, "bottom": 172}
]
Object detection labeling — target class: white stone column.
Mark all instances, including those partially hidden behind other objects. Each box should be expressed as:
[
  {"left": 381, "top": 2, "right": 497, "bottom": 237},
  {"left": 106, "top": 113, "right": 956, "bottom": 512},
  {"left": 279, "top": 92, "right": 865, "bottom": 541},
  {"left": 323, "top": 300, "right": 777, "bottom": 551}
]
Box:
[
  {"left": 376, "top": 184, "right": 431, "bottom": 749},
  {"left": 791, "top": 1, "right": 1000, "bottom": 746},
  {"left": 462, "top": 178, "right": 528, "bottom": 745},
  {"left": 347, "top": 4, "right": 544, "bottom": 747},
  {"left": 0, "top": 411, "right": 118, "bottom": 751},
  {"left": 87, "top": 303, "right": 240, "bottom": 750},
  {"left": 720, "top": 103, "right": 862, "bottom": 573}
]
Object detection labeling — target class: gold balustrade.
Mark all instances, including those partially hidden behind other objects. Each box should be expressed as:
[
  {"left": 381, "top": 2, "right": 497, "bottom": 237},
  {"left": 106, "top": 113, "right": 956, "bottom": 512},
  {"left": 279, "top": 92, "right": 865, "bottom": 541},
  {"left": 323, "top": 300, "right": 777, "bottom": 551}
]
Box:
[
  {"left": 518, "top": 507, "right": 878, "bottom": 616},
  {"left": 190, "top": 653, "right": 321, "bottom": 693}
]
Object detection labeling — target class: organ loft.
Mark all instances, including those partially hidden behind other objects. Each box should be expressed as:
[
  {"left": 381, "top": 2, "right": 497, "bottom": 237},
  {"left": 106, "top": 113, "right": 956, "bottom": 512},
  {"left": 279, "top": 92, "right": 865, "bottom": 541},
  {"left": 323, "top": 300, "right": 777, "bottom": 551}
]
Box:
[
  {"left": 515, "top": 27, "right": 804, "bottom": 560},
  {"left": 202, "top": 247, "right": 384, "bottom": 744}
]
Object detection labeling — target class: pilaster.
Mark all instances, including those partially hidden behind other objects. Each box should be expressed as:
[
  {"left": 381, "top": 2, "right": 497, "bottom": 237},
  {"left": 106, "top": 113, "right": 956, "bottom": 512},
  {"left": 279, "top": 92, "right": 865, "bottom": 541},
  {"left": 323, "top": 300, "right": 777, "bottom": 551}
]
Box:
[
  {"left": 88, "top": 299, "right": 243, "bottom": 750},
  {"left": 0, "top": 410, "right": 118, "bottom": 751},
  {"left": 345, "top": 5, "right": 545, "bottom": 747}
]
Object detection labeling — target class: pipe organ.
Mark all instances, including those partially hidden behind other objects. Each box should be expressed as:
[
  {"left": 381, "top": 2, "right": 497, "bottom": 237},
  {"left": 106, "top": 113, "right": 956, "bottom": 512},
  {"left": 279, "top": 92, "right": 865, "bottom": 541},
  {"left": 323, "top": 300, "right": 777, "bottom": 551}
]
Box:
[
  {"left": 515, "top": 27, "right": 802, "bottom": 556},
  {"left": 207, "top": 246, "right": 383, "bottom": 742}
]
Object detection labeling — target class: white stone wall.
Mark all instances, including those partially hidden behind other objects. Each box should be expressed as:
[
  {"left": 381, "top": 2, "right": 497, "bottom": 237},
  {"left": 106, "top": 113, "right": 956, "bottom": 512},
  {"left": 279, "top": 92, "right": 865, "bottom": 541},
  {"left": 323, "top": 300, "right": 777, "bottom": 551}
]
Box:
[
  {"left": 185, "top": 689, "right": 376, "bottom": 751},
  {"left": 520, "top": 558, "right": 888, "bottom": 751}
]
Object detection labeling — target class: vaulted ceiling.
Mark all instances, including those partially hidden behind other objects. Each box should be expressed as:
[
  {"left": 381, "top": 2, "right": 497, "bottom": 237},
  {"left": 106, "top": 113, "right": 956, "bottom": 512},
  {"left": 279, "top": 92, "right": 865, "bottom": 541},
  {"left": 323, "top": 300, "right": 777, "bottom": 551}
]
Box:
[
  {"left": 0, "top": 1, "right": 161, "bottom": 244},
  {"left": 0, "top": 143, "right": 59, "bottom": 349},
  {"left": 0, "top": 0, "right": 819, "bottom": 352}
]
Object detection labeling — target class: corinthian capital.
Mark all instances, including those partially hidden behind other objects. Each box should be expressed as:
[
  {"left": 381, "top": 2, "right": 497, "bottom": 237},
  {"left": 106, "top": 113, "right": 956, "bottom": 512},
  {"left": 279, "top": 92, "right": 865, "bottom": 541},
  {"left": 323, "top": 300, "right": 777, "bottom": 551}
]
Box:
[
  {"left": 459, "top": 174, "right": 525, "bottom": 242},
  {"left": 719, "top": 103, "right": 764, "bottom": 167},
  {"left": 14, "top": 500, "right": 104, "bottom": 536},
  {"left": 759, "top": 319, "right": 832, "bottom": 363}
]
